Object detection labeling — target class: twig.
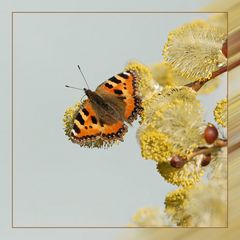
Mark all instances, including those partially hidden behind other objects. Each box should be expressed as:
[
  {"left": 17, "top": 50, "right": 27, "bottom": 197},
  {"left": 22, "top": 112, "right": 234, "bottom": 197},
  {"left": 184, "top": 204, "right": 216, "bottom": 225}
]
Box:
[
  {"left": 189, "top": 139, "right": 227, "bottom": 160},
  {"left": 185, "top": 65, "right": 227, "bottom": 91},
  {"left": 186, "top": 60, "right": 240, "bottom": 91}
]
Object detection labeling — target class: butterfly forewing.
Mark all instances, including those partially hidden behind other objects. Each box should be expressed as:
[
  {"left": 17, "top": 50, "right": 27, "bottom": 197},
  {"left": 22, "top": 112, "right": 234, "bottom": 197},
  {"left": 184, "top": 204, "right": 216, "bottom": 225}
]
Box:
[{"left": 96, "top": 71, "right": 142, "bottom": 123}]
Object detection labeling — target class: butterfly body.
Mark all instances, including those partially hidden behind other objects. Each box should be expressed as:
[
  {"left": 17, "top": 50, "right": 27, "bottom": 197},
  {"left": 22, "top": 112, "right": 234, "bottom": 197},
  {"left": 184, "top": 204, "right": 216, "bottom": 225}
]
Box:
[
  {"left": 84, "top": 88, "right": 126, "bottom": 125},
  {"left": 70, "top": 71, "right": 142, "bottom": 146}
]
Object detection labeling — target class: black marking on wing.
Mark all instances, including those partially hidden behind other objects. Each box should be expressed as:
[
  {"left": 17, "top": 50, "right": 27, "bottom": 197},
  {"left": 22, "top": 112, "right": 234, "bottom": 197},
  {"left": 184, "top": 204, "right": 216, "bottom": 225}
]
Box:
[
  {"left": 91, "top": 116, "right": 98, "bottom": 124},
  {"left": 82, "top": 108, "right": 89, "bottom": 116},
  {"left": 76, "top": 113, "right": 85, "bottom": 125},
  {"left": 109, "top": 76, "right": 121, "bottom": 84},
  {"left": 73, "top": 124, "right": 80, "bottom": 133},
  {"left": 118, "top": 72, "right": 129, "bottom": 79},
  {"left": 105, "top": 83, "right": 113, "bottom": 89},
  {"left": 114, "top": 89, "right": 123, "bottom": 95}
]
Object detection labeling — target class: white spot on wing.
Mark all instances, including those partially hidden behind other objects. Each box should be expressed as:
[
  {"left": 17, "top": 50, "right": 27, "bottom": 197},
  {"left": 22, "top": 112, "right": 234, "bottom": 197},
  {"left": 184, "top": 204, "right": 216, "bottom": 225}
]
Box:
[{"left": 71, "top": 129, "right": 76, "bottom": 135}]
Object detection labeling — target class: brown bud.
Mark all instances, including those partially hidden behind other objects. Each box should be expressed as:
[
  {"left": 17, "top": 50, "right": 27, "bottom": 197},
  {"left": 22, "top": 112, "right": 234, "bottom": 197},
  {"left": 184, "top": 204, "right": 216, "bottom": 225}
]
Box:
[
  {"left": 170, "top": 155, "right": 186, "bottom": 168},
  {"left": 204, "top": 124, "right": 219, "bottom": 144},
  {"left": 201, "top": 154, "right": 212, "bottom": 166},
  {"left": 221, "top": 39, "right": 228, "bottom": 58}
]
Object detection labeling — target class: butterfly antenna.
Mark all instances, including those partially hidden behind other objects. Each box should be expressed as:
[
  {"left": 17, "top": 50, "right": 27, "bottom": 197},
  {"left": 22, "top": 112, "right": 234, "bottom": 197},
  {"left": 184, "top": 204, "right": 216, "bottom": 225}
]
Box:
[
  {"left": 77, "top": 65, "right": 90, "bottom": 89},
  {"left": 65, "top": 85, "right": 84, "bottom": 91}
]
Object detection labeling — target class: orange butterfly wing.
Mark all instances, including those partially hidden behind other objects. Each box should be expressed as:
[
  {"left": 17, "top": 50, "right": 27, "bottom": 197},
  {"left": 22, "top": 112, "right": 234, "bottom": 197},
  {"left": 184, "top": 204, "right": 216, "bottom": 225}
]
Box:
[
  {"left": 96, "top": 71, "right": 142, "bottom": 123},
  {"left": 71, "top": 100, "right": 128, "bottom": 144},
  {"left": 71, "top": 100, "right": 102, "bottom": 142}
]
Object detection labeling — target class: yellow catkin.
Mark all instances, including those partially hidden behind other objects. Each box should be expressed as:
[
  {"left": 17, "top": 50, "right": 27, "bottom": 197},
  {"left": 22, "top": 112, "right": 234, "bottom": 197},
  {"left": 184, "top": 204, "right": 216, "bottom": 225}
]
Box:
[
  {"left": 163, "top": 20, "right": 227, "bottom": 80},
  {"left": 140, "top": 87, "right": 205, "bottom": 158},
  {"left": 131, "top": 208, "right": 166, "bottom": 227},
  {"left": 139, "top": 130, "right": 173, "bottom": 163},
  {"left": 214, "top": 98, "right": 227, "bottom": 127},
  {"left": 63, "top": 101, "right": 82, "bottom": 139},
  {"left": 156, "top": 157, "right": 204, "bottom": 187},
  {"left": 164, "top": 187, "right": 192, "bottom": 226},
  {"left": 125, "top": 60, "right": 158, "bottom": 99},
  {"left": 149, "top": 62, "right": 175, "bottom": 87}
]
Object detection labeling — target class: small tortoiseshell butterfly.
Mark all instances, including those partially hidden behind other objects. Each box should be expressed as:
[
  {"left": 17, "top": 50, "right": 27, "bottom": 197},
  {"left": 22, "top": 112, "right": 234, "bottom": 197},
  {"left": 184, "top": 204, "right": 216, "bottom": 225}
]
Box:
[{"left": 69, "top": 70, "right": 142, "bottom": 146}]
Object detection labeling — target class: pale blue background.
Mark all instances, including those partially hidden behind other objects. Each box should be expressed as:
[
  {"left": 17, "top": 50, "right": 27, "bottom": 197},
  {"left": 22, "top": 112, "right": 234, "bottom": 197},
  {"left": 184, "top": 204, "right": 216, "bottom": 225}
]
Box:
[
  {"left": 13, "top": 12, "right": 220, "bottom": 227},
  {"left": 0, "top": 0, "right": 225, "bottom": 239}
]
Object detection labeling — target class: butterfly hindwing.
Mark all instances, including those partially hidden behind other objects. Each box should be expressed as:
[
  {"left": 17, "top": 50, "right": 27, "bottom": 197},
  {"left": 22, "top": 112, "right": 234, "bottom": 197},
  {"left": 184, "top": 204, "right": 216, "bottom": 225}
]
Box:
[
  {"left": 71, "top": 100, "right": 128, "bottom": 143},
  {"left": 101, "top": 121, "right": 128, "bottom": 142}
]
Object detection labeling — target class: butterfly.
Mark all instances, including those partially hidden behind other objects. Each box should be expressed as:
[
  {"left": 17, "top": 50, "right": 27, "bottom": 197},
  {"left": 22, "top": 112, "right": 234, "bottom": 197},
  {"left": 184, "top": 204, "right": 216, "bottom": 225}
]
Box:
[{"left": 69, "top": 70, "right": 143, "bottom": 146}]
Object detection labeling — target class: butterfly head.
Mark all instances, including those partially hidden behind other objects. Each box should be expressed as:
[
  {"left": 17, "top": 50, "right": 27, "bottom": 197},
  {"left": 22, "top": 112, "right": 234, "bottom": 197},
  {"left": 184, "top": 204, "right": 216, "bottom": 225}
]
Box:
[
  {"left": 83, "top": 88, "right": 100, "bottom": 103},
  {"left": 83, "top": 88, "right": 92, "bottom": 97}
]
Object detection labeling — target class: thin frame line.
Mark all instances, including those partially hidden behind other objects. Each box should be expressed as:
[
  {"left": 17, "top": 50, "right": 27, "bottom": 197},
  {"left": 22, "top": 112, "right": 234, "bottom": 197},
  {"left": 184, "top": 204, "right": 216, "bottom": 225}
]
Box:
[
  {"left": 12, "top": 11, "right": 14, "bottom": 229},
  {"left": 12, "top": 11, "right": 229, "bottom": 229},
  {"left": 12, "top": 11, "right": 228, "bottom": 14},
  {"left": 227, "top": 11, "right": 229, "bottom": 228},
  {"left": 12, "top": 226, "right": 228, "bottom": 229}
]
